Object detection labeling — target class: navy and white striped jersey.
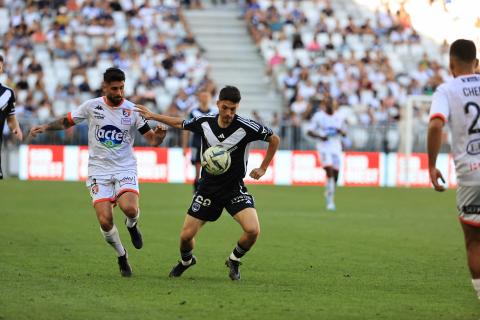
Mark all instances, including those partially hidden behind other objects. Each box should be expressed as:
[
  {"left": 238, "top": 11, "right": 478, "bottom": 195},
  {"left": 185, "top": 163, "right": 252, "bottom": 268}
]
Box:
[
  {"left": 0, "top": 83, "right": 16, "bottom": 139},
  {"left": 183, "top": 114, "right": 273, "bottom": 193}
]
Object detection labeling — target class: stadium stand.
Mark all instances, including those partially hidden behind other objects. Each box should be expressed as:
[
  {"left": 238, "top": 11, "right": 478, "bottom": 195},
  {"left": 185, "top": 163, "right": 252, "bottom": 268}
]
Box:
[
  {"left": 0, "top": 0, "right": 212, "bottom": 146},
  {"left": 0, "top": 0, "right": 463, "bottom": 152},
  {"left": 244, "top": 0, "right": 451, "bottom": 151}
]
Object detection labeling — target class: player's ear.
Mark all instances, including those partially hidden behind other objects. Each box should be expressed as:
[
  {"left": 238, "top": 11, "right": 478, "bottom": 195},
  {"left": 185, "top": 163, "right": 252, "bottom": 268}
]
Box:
[
  {"left": 449, "top": 59, "right": 456, "bottom": 77},
  {"left": 216, "top": 100, "right": 221, "bottom": 108},
  {"left": 475, "top": 58, "right": 479, "bottom": 71}
]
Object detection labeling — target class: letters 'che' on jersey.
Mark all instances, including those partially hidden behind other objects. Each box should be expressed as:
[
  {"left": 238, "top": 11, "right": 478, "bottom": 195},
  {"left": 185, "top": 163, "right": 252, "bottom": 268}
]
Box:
[
  {"left": 429, "top": 74, "right": 480, "bottom": 186},
  {"left": 183, "top": 114, "right": 273, "bottom": 193},
  {"left": 68, "top": 97, "right": 150, "bottom": 176},
  {"left": 307, "top": 110, "right": 345, "bottom": 154}
]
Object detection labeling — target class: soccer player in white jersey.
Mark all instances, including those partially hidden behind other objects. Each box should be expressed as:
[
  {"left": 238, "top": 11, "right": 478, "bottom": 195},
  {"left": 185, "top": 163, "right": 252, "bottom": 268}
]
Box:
[
  {"left": 29, "top": 68, "right": 166, "bottom": 277},
  {"left": 428, "top": 39, "right": 480, "bottom": 299},
  {"left": 307, "top": 99, "right": 346, "bottom": 211}
]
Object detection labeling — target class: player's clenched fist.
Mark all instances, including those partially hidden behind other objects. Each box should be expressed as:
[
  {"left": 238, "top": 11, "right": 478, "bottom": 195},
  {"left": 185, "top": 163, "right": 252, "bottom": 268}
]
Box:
[{"left": 249, "top": 168, "right": 266, "bottom": 180}]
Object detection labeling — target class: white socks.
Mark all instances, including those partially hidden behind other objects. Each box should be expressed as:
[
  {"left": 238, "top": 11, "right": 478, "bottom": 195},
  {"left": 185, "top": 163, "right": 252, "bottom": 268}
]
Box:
[
  {"left": 126, "top": 208, "right": 140, "bottom": 228},
  {"left": 326, "top": 177, "right": 335, "bottom": 204},
  {"left": 101, "top": 225, "right": 126, "bottom": 257},
  {"left": 472, "top": 279, "right": 480, "bottom": 299}
]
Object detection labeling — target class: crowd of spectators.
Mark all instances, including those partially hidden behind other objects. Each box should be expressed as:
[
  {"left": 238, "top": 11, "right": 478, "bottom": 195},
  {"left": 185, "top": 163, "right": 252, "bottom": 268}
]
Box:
[
  {"left": 0, "top": 0, "right": 215, "bottom": 146},
  {"left": 0, "top": 0, "right": 457, "bottom": 152},
  {"left": 244, "top": 0, "right": 451, "bottom": 151}
]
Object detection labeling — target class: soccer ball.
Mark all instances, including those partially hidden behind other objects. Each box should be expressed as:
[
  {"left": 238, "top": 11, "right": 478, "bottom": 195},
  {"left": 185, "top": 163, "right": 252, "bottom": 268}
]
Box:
[{"left": 202, "top": 145, "right": 231, "bottom": 175}]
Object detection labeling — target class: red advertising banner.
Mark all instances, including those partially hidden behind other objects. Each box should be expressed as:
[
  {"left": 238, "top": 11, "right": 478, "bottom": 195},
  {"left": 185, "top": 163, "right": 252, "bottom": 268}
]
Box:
[
  {"left": 396, "top": 153, "right": 430, "bottom": 187},
  {"left": 343, "top": 152, "right": 381, "bottom": 186},
  {"left": 19, "top": 145, "right": 455, "bottom": 188},
  {"left": 27, "top": 145, "right": 65, "bottom": 180},
  {"left": 291, "top": 150, "right": 326, "bottom": 186},
  {"left": 135, "top": 147, "right": 168, "bottom": 182}
]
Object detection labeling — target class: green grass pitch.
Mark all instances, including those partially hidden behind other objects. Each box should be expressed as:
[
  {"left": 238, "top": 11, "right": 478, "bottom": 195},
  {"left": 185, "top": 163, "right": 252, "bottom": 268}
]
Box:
[{"left": 0, "top": 180, "right": 478, "bottom": 319}]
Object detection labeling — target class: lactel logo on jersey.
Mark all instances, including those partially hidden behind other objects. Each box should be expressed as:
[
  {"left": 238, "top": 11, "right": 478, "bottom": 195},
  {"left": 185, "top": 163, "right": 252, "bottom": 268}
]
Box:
[{"left": 95, "top": 125, "right": 127, "bottom": 148}]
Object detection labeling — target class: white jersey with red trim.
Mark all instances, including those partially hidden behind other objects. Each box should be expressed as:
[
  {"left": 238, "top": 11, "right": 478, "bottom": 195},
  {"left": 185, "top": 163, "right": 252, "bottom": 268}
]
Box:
[
  {"left": 429, "top": 74, "right": 480, "bottom": 186},
  {"left": 307, "top": 110, "right": 345, "bottom": 154},
  {"left": 68, "top": 97, "right": 149, "bottom": 176}
]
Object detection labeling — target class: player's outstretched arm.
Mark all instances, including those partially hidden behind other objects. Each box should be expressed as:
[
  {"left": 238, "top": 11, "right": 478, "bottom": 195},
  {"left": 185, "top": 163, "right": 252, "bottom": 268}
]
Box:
[
  {"left": 29, "top": 115, "right": 73, "bottom": 138},
  {"left": 134, "top": 104, "right": 184, "bottom": 129},
  {"left": 427, "top": 118, "right": 446, "bottom": 192},
  {"left": 249, "top": 134, "right": 280, "bottom": 180}
]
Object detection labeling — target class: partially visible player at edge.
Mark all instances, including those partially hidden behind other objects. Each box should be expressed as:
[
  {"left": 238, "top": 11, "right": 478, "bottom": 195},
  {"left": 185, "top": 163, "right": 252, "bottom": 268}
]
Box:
[
  {"left": 0, "top": 54, "right": 23, "bottom": 179},
  {"left": 182, "top": 90, "right": 215, "bottom": 191},
  {"left": 307, "top": 98, "right": 346, "bottom": 211},
  {"left": 428, "top": 39, "right": 480, "bottom": 299},
  {"left": 29, "top": 67, "right": 166, "bottom": 277},
  {"left": 135, "top": 86, "right": 280, "bottom": 280}
]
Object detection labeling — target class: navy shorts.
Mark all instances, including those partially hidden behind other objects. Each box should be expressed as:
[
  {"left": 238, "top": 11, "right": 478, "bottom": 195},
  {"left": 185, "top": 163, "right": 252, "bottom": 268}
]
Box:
[{"left": 187, "top": 184, "right": 255, "bottom": 222}]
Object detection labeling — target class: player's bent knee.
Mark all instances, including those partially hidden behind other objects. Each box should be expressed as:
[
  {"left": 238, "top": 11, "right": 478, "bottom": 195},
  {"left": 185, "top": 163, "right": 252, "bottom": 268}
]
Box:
[
  {"left": 246, "top": 226, "right": 260, "bottom": 239},
  {"left": 121, "top": 204, "right": 138, "bottom": 217},
  {"left": 99, "top": 221, "right": 114, "bottom": 232},
  {"left": 180, "top": 228, "right": 196, "bottom": 242}
]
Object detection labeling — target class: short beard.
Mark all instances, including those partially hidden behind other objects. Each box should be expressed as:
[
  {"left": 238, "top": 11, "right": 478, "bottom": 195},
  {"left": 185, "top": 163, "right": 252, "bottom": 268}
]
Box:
[{"left": 108, "top": 95, "right": 122, "bottom": 105}]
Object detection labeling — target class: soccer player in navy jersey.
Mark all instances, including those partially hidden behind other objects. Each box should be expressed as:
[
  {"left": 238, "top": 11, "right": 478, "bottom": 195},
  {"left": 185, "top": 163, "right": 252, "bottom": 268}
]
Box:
[
  {"left": 0, "top": 55, "right": 23, "bottom": 179},
  {"left": 135, "top": 86, "right": 280, "bottom": 280}
]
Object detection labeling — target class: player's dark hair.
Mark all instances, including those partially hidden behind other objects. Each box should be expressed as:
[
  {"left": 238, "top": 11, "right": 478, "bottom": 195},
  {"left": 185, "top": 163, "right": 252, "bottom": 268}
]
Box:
[
  {"left": 450, "top": 39, "right": 477, "bottom": 63},
  {"left": 0, "top": 55, "right": 3, "bottom": 63},
  {"left": 103, "top": 67, "right": 125, "bottom": 83},
  {"left": 219, "top": 86, "right": 241, "bottom": 103}
]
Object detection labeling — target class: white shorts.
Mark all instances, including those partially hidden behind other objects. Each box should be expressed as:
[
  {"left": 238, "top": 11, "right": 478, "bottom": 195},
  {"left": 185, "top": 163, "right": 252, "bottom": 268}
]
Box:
[
  {"left": 457, "top": 185, "right": 480, "bottom": 227},
  {"left": 319, "top": 151, "right": 341, "bottom": 170},
  {"left": 86, "top": 172, "right": 139, "bottom": 205}
]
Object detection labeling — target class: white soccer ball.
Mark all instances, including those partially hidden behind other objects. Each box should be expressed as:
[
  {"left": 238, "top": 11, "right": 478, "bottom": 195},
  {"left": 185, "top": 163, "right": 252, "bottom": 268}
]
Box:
[{"left": 202, "top": 145, "right": 231, "bottom": 175}]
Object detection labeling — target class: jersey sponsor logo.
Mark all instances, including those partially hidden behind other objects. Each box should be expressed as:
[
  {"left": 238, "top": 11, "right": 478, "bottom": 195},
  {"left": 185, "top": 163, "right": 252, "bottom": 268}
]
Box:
[
  {"left": 230, "top": 195, "right": 252, "bottom": 205},
  {"left": 95, "top": 125, "right": 127, "bottom": 148},
  {"left": 94, "top": 105, "right": 103, "bottom": 111},
  {"left": 119, "top": 175, "right": 136, "bottom": 187},
  {"left": 467, "top": 138, "right": 480, "bottom": 155},
  {"left": 462, "top": 205, "right": 480, "bottom": 214},
  {"left": 93, "top": 111, "right": 105, "bottom": 119},
  {"left": 122, "top": 109, "right": 132, "bottom": 117},
  {"left": 461, "top": 76, "right": 480, "bottom": 83}
]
